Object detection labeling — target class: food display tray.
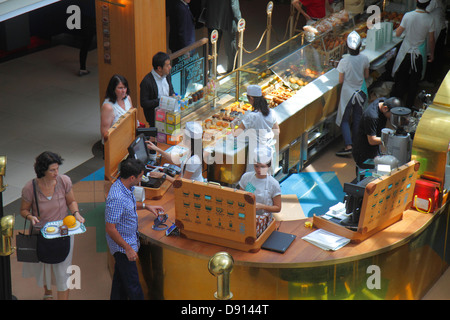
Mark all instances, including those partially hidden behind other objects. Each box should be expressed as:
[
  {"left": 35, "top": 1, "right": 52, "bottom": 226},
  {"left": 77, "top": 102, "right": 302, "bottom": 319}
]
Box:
[{"left": 41, "top": 220, "right": 86, "bottom": 239}]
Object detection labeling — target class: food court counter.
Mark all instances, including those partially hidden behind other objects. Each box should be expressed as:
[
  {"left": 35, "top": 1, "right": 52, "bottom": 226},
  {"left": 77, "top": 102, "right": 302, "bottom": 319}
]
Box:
[
  {"left": 136, "top": 185, "right": 450, "bottom": 300},
  {"left": 180, "top": 32, "right": 403, "bottom": 182}
]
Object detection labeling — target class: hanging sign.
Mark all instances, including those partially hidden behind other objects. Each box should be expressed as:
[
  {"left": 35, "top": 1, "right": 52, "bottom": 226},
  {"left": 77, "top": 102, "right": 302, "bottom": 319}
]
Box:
[{"left": 101, "top": 4, "right": 111, "bottom": 64}]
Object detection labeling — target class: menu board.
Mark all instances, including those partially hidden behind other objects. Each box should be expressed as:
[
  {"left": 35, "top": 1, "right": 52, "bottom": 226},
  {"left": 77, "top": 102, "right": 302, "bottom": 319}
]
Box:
[
  {"left": 171, "top": 46, "right": 207, "bottom": 99},
  {"left": 174, "top": 179, "right": 257, "bottom": 243}
]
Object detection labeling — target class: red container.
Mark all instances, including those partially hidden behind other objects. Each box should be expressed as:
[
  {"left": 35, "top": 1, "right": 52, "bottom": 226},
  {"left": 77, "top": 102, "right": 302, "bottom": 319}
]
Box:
[{"left": 413, "top": 178, "right": 441, "bottom": 213}]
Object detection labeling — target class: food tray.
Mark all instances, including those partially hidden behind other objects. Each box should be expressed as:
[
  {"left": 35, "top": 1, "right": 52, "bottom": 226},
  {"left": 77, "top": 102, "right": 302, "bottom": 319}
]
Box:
[{"left": 41, "top": 220, "right": 86, "bottom": 239}]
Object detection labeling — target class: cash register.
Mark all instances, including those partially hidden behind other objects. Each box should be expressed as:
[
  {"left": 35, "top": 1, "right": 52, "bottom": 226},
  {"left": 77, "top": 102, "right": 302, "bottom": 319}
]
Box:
[{"left": 127, "top": 133, "right": 181, "bottom": 188}]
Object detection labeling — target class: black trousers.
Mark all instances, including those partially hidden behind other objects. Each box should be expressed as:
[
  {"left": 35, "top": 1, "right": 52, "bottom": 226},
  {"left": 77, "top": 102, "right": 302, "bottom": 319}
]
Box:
[
  {"left": 425, "top": 28, "right": 447, "bottom": 82},
  {"left": 110, "top": 252, "right": 144, "bottom": 300},
  {"left": 208, "top": 28, "right": 237, "bottom": 73},
  {"left": 391, "top": 53, "right": 423, "bottom": 109},
  {"left": 79, "top": 17, "right": 96, "bottom": 70}
]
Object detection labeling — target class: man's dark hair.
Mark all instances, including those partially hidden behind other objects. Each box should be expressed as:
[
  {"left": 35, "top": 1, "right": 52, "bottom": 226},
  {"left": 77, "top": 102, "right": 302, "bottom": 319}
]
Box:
[
  {"left": 417, "top": 0, "right": 430, "bottom": 10},
  {"left": 34, "top": 151, "right": 64, "bottom": 178},
  {"left": 152, "top": 51, "right": 170, "bottom": 70},
  {"left": 348, "top": 44, "right": 361, "bottom": 56},
  {"left": 383, "top": 97, "right": 402, "bottom": 110},
  {"left": 119, "top": 158, "right": 145, "bottom": 179}
]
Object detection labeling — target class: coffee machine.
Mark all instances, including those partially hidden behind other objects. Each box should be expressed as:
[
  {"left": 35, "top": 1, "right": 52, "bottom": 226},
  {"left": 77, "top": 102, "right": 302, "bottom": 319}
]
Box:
[
  {"left": 381, "top": 107, "right": 412, "bottom": 166},
  {"left": 340, "top": 176, "right": 376, "bottom": 230}
]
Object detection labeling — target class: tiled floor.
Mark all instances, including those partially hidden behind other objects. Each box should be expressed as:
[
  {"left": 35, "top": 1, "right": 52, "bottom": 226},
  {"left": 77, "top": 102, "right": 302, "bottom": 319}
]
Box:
[
  {"left": 0, "top": 44, "right": 101, "bottom": 207},
  {"left": 1, "top": 0, "right": 449, "bottom": 300}
]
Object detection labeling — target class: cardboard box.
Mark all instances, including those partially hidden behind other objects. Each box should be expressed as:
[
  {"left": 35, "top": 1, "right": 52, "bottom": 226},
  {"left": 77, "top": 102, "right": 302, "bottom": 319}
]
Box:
[
  {"left": 156, "top": 132, "right": 167, "bottom": 144},
  {"left": 160, "top": 96, "right": 180, "bottom": 112},
  {"left": 167, "top": 133, "right": 182, "bottom": 145},
  {"left": 166, "top": 111, "right": 181, "bottom": 125},
  {"left": 155, "top": 107, "right": 166, "bottom": 122},
  {"left": 166, "top": 122, "right": 181, "bottom": 134},
  {"left": 155, "top": 120, "right": 166, "bottom": 133}
]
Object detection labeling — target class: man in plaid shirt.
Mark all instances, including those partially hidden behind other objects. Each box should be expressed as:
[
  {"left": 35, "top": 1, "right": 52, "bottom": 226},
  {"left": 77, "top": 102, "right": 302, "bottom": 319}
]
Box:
[{"left": 105, "top": 158, "right": 164, "bottom": 300}]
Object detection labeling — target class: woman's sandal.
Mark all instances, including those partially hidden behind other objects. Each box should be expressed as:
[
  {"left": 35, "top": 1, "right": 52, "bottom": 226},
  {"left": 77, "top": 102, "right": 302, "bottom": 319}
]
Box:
[{"left": 43, "top": 294, "right": 53, "bottom": 300}]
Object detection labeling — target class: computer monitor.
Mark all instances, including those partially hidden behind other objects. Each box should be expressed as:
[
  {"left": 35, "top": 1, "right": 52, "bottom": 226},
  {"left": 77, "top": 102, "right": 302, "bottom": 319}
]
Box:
[
  {"left": 127, "top": 134, "right": 149, "bottom": 164},
  {"left": 136, "top": 127, "right": 157, "bottom": 140}
]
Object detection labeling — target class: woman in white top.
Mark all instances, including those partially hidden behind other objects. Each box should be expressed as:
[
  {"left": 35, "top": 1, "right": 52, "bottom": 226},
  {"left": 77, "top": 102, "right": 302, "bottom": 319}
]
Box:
[
  {"left": 335, "top": 31, "right": 369, "bottom": 157},
  {"left": 146, "top": 121, "right": 205, "bottom": 182},
  {"left": 234, "top": 85, "right": 280, "bottom": 171},
  {"left": 238, "top": 146, "right": 281, "bottom": 216},
  {"left": 391, "top": 0, "right": 435, "bottom": 108},
  {"left": 100, "top": 74, "right": 134, "bottom": 143}
]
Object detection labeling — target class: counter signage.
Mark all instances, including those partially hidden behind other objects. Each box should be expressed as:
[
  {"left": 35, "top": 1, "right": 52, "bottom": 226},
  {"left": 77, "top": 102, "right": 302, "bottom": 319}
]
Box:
[
  {"left": 237, "top": 18, "right": 246, "bottom": 32},
  {"left": 211, "top": 30, "right": 218, "bottom": 43},
  {"left": 171, "top": 51, "right": 205, "bottom": 98}
]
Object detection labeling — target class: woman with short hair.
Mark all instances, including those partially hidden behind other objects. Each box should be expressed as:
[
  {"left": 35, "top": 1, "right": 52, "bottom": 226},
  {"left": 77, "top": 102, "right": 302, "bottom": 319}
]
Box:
[{"left": 20, "top": 151, "right": 85, "bottom": 300}]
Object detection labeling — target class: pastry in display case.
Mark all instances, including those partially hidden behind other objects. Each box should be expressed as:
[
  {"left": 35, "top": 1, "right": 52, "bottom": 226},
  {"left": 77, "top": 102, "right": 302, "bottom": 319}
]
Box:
[
  {"left": 303, "top": 9, "right": 350, "bottom": 35},
  {"left": 173, "top": 6, "right": 408, "bottom": 184},
  {"left": 269, "top": 40, "right": 332, "bottom": 94},
  {"left": 201, "top": 101, "right": 253, "bottom": 143},
  {"left": 381, "top": 11, "right": 404, "bottom": 29}
]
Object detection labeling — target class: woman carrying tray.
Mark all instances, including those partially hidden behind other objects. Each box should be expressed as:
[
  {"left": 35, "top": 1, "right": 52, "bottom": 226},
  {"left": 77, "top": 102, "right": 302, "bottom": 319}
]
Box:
[{"left": 20, "top": 151, "right": 85, "bottom": 300}]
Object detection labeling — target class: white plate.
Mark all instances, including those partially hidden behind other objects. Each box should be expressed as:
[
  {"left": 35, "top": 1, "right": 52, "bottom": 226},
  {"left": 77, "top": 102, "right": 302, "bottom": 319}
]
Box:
[
  {"left": 68, "top": 220, "right": 81, "bottom": 231},
  {"left": 45, "top": 225, "right": 59, "bottom": 234}
]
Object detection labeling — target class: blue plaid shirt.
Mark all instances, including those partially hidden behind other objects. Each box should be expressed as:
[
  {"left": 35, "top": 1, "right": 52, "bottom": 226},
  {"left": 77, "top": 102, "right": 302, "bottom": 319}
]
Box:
[{"left": 105, "top": 178, "right": 139, "bottom": 255}]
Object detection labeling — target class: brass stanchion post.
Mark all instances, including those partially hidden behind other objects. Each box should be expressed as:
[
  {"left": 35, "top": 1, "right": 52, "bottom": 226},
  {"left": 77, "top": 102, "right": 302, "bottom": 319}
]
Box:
[
  {"left": 235, "top": 19, "right": 246, "bottom": 100},
  {"left": 0, "top": 155, "right": 14, "bottom": 300},
  {"left": 209, "top": 30, "right": 219, "bottom": 109},
  {"left": 266, "top": 2, "right": 273, "bottom": 52},
  {"left": 208, "top": 252, "right": 234, "bottom": 300}
]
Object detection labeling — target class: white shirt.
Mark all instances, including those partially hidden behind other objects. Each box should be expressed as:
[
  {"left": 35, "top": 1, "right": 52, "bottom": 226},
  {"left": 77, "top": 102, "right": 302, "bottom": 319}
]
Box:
[
  {"left": 151, "top": 69, "right": 170, "bottom": 98},
  {"left": 400, "top": 10, "right": 435, "bottom": 50},
  {"left": 392, "top": 9, "right": 435, "bottom": 77},
  {"left": 337, "top": 54, "right": 369, "bottom": 92},
  {"left": 104, "top": 96, "right": 133, "bottom": 124},
  {"left": 239, "top": 172, "right": 281, "bottom": 215},
  {"left": 183, "top": 154, "right": 204, "bottom": 182},
  {"left": 102, "top": 96, "right": 133, "bottom": 144},
  {"left": 427, "top": 0, "right": 445, "bottom": 38},
  {"left": 242, "top": 109, "right": 277, "bottom": 145},
  {"left": 335, "top": 53, "right": 369, "bottom": 126}
]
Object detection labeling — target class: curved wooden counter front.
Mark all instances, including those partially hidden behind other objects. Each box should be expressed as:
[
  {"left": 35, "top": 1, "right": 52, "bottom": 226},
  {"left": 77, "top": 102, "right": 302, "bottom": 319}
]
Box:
[{"left": 137, "top": 186, "right": 450, "bottom": 300}]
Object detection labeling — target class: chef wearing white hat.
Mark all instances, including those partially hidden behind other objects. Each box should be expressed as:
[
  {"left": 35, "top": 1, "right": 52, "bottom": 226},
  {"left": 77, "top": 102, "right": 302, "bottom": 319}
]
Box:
[
  {"left": 234, "top": 84, "right": 280, "bottom": 172},
  {"left": 391, "top": 0, "right": 435, "bottom": 108},
  {"left": 335, "top": 31, "right": 370, "bottom": 157},
  {"left": 146, "top": 121, "right": 205, "bottom": 182},
  {"left": 238, "top": 146, "right": 281, "bottom": 216}
]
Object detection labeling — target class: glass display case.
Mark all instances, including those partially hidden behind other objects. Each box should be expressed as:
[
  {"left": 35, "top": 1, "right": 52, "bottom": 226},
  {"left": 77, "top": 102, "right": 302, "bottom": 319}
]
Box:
[
  {"left": 183, "top": 31, "right": 334, "bottom": 120},
  {"left": 176, "top": 31, "right": 343, "bottom": 185},
  {"left": 173, "top": 8, "right": 406, "bottom": 184}
]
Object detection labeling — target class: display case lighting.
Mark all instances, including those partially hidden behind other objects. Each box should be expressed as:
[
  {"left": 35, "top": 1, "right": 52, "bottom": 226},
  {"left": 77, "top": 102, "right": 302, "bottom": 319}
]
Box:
[{"left": 99, "top": 0, "right": 126, "bottom": 8}]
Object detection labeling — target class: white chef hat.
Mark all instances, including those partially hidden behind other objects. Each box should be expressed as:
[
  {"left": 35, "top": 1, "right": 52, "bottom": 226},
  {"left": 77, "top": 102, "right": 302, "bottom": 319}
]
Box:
[
  {"left": 347, "top": 31, "right": 361, "bottom": 50},
  {"left": 247, "top": 84, "right": 262, "bottom": 97},
  {"left": 253, "top": 145, "right": 273, "bottom": 165},
  {"left": 185, "top": 121, "right": 203, "bottom": 139}
]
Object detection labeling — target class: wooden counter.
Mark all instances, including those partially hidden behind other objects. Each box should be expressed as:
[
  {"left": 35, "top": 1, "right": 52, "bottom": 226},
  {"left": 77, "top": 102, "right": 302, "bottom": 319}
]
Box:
[
  {"left": 136, "top": 186, "right": 450, "bottom": 300},
  {"left": 139, "top": 186, "right": 434, "bottom": 267}
]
